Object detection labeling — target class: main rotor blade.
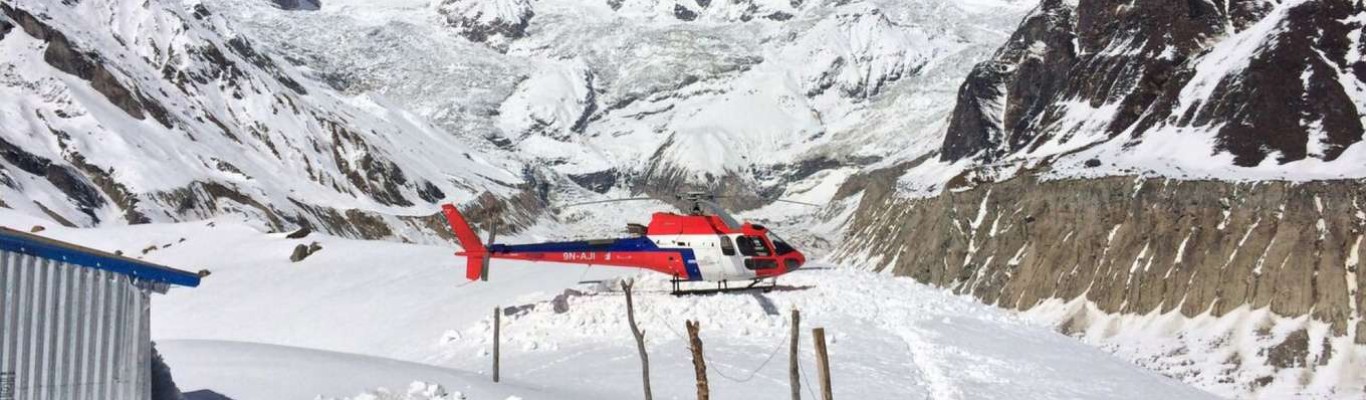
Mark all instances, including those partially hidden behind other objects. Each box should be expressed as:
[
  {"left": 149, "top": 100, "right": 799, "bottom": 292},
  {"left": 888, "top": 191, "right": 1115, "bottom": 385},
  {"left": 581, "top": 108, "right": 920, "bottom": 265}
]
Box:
[
  {"left": 772, "top": 199, "right": 822, "bottom": 207},
  {"left": 557, "top": 197, "right": 655, "bottom": 209},
  {"left": 709, "top": 194, "right": 823, "bottom": 207},
  {"left": 699, "top": 200, "right": 743, "bottom": 231}
]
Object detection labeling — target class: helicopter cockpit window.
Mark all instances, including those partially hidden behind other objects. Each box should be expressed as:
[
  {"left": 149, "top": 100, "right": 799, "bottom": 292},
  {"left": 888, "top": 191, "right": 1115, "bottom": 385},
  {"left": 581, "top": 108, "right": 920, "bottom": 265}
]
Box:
[
  {"left": 736, "top": 236, "right": 772, "bottom": 257},
  {"left": 770, "top": 234, "right": 796, "bottom": 255},
  {"left": 720, "top": 235, "right": 736, "bottom": 256}
]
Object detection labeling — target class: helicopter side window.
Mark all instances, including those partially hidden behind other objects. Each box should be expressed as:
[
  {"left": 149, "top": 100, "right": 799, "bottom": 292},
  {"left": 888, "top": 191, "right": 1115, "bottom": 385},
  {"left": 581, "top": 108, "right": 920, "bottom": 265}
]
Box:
[
  {"left": 736, "top": 236, "right": 772, "bottom": 257},
  {"left": 719, "top": 235, "right": 736, "bottom": 256}
]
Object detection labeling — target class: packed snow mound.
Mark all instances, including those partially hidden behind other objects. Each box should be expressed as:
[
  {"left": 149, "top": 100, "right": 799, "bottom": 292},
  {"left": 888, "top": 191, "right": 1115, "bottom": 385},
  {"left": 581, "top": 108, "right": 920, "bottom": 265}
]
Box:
[{"left": 324, "top": 382, "right": 462, "bottom": 400}]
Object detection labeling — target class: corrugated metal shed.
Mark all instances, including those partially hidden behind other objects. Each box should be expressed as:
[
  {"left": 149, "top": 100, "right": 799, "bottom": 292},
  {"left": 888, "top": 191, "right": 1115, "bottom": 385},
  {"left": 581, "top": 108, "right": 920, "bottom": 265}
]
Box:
[{"left": 0, "top": 228, "right": 200, "bottom": 400}]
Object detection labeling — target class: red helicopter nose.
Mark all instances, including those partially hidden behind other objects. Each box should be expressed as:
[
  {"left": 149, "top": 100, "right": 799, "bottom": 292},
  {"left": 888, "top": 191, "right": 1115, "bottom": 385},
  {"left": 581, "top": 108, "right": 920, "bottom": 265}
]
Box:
[{"left": 784, "top": 251, "right": 806, "bottom": 272}]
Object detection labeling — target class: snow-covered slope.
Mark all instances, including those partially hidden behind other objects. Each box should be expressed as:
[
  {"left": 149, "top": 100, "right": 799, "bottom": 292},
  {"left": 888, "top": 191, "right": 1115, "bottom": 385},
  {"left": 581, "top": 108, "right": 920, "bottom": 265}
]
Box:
[
  {"left": 0, "top": 210, "right": 1214, "bottom": 399},
  {"left": 0, "top": 0, "right": 526, "bottom": 242},
  {"left": 159, "top": 340, "right": 565, "bottom": 400}
]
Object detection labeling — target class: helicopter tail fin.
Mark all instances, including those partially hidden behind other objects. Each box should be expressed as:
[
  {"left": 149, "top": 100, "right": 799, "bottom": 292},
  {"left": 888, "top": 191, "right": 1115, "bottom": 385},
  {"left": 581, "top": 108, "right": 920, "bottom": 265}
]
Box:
[{"left": 441, "top": 204, "right": 489, "bottom": 281}]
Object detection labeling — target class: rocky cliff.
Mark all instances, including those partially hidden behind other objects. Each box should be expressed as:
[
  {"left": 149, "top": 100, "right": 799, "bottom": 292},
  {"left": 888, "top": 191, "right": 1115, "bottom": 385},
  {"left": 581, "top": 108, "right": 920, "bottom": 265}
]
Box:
[
  {"left": 941, "top": 0, "right": 1364, "bottom": 171},
  {"left": 834, "top": 168, "right": 1365, "bottom": 396},
  {"left": 836, "top": 0, "right": 1366, "bottom": 396}
]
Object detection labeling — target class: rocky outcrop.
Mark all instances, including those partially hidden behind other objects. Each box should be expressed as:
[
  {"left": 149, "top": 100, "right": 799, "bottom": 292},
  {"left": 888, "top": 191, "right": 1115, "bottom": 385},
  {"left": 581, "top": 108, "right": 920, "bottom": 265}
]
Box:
[
  {"left": 0, "top": 14, "right": 12, "bottom": 39},
  {"left": 289, "top": 242, "right": 322, "bottom": 262},
  {"left": 940, "top": 0, "right": 1365, "bottom": 167},
  {"left": 3, "top": 4, "right": 160, "bottom": 124},
  {"left": 435, "top": 0, "right": 534, "bottom": 48},
  {"left": 1133, "top": 0, "right": 1365, "bottom": 166},
  {"left": 271, "top": 0, "right": 322, "bottom": 11},
  {"left": 834, "top": 169, "right": 1366, "bottom": 393},
  {"left": 940, "top": 0, "right": 1076, "bottom": 161}
]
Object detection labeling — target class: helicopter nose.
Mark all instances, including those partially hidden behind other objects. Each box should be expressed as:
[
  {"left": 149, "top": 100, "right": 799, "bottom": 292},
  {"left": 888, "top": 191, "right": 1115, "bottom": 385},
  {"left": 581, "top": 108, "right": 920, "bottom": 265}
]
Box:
[{"left": 784, "top": 251, "right": 806, "bottom": 272}]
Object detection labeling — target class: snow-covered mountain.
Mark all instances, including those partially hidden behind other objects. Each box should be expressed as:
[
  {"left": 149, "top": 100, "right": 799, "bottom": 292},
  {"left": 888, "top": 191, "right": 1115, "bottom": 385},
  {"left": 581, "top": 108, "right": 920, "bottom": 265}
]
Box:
[
  {"left": 831, "top": 0, "right": 1366, "bottom": 397},
  {"left": 201, "top": 0, "right": 1032, "bottom": 209},
  {"left": 0, "top": 0, "right": 1032, "bottom": 238},
  {"left": 0, "top": 0, "right": 531, "bottom": 243}
]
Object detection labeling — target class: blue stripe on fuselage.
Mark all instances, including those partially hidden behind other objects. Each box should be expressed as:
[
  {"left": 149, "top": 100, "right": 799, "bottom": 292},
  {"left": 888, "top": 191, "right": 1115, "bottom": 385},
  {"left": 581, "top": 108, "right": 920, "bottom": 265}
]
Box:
[
  {"left": 678, "top": 248, "right": 701, "bottom": 281},
  {"left": 489, "top": 236, "right": 660, "bottom": 253},
  {"left": 490, "top": 237, "right": 703, "bottom": 280}
]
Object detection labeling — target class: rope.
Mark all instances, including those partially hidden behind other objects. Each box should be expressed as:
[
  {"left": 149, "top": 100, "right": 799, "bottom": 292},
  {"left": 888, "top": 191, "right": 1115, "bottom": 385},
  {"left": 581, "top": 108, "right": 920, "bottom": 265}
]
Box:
[
  {"left": 708, "top": 330, "right": 787, "bottom": 383},
  {"left": 643, "top": 302, "right": 791, "bottom": 384},
  {"left": 797, "top": 352, "right": 819, "bottom": 400}
]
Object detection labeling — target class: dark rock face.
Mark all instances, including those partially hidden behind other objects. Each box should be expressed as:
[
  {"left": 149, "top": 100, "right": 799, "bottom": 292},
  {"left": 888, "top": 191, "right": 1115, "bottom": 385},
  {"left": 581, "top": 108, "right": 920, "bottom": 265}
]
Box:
[
  {"left": 1137, "top": 0, "right": 1364, "bottom": 166},
  {"left": 940, "top": 0, "right": 1365, "bottom": 167},
  {"left": 289, "top": 242, "right": 322, "bottom": 262},
  {"left": 325, "top": 121, "right": 413, "bottom": 207},
  {"left": 0, "top": 15, "right": 13, "bottom": 40},
  {"left": 0, "top": 138, "right": 106, "bottom": 222},
  {"left": 285, "top": 226, "right": 312, "bottom": 239},
  {"left": 941, "top": 0, "right": 1076, "bottom": 162},
  {"left": 435, "top": 0, "right": 534, "bottom": 46},
  {"left": 1266, "top": 329, "right": 1310, "bottom": 369},
  {"left": 270, "top": 0, "right": 321, "bottom": 11},
  {"left": 674, "top": 4, "right": 699, "bottom": 21},
  {"left": 3, "top": 4, "right": 153, "bottom": 123}
]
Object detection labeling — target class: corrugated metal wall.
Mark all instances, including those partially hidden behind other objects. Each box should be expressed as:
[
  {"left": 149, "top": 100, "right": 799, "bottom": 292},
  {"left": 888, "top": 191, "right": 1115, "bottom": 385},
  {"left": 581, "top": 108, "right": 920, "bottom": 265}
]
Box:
[{"left": 0, "top": 249, "right": 152, "bottom": 400}]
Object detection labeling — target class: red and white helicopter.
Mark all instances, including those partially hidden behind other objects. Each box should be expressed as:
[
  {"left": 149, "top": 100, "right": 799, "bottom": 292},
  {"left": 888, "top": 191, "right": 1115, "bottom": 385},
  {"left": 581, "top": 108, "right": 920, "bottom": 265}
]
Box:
[{"left": 441, "top": 193, "right": 812, "bottom": 294}]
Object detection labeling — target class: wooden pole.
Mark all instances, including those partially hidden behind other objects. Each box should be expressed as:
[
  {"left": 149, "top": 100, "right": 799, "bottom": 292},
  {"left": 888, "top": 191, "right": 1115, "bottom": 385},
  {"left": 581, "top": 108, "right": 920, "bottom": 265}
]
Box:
[
  {"left": 622, "top": 280, "right": 653, "bottom": 400},
  {"left": 686, "top": 320, "right": 710, "bottom": 400},
  {"left": 790, "top": 309, "right": 801, "bottom": 400},
  {"left": 813, "top": 328, "right": 831, "bottom": 400},
  {"left": 493, "top": 306, "right": 501, "bottom": 383}
]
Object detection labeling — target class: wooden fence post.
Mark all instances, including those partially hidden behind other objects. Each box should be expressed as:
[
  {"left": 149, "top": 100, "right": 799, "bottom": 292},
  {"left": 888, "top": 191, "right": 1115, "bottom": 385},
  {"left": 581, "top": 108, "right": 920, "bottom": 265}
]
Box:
[
  {"left": 493, "top": 306, "right": 501, "bottom": 383},
  {"left": 622, "top": 280, "right": 653, "bottom": 400},
  {"left": 686, "top": 320, "right": 710, "bottom": 400},
  {"left": 790, "top": 309, "right": 801, "bottom": 400},
  {"left": 813, "top": 328, "right": 831, "bottom": 400}
]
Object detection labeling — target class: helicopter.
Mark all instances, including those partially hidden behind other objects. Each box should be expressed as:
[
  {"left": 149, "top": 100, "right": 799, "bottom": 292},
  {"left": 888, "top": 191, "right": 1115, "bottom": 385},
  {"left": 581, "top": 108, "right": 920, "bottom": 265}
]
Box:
[{"left": 440, "top": 192, "right": 814, "bottom": 294}]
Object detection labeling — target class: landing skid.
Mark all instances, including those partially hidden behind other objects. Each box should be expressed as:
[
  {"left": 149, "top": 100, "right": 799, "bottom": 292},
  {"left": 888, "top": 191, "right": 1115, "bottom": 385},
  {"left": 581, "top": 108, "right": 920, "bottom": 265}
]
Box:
[{"left": 670, "top": 277, "right": 777, "bottom": 296}]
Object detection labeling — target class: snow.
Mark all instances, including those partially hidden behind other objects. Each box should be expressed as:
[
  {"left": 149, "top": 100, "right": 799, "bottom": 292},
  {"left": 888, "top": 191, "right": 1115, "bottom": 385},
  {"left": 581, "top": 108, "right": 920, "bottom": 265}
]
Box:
[
  {"left": 158, "top": 340, "right": 563, "bottom": 400},
  {"left": 1, "top": 209, "right": 1215, "bottom": 399},
  {"left": 1025, "top": 299, "right": 1366, "bottom": 399}
]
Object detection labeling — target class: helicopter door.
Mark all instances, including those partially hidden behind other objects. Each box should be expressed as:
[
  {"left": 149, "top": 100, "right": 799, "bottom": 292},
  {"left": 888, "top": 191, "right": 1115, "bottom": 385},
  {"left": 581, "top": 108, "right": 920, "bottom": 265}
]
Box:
[{"left": 736, "top": 235, "right": 779, "bottom": 270}]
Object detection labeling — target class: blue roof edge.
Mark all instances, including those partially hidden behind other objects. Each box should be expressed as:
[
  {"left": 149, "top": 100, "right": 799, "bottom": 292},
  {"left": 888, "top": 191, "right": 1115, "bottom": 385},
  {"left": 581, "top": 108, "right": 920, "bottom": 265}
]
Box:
[{"left": 0, "top": 228, "right": 201, "bottom": 288}]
